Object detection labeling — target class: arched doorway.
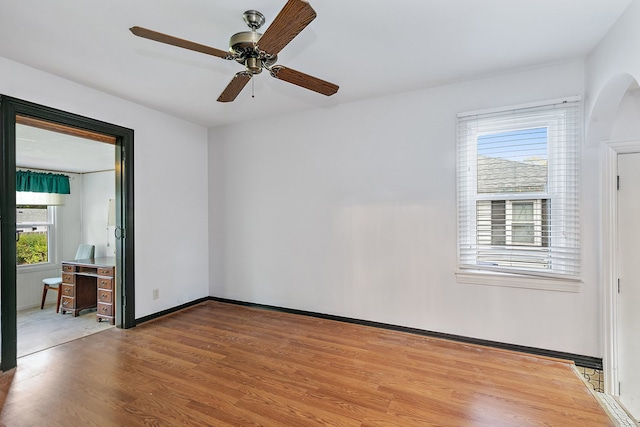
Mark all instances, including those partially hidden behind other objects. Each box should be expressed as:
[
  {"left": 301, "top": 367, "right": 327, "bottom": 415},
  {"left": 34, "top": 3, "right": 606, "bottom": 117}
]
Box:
[{"left": 594, "top": 73, "right": 640, "bottom": 419}]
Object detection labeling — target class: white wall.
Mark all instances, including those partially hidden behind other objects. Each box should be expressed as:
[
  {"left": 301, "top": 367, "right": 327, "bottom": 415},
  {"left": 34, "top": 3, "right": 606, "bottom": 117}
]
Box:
[
  {"left": 1, "top": 56, "right": 210, "bottom": 318},
  {"left": 586, "top": 0, "right": 640, "bottom": 127},
  {"left": 610, "top": 88, "right": 640, "bottom": 140},
  {"left": 208, "top": 59, "right": 603, "bottom": 356},
  {"left": 82, "top": 171, "right": 115, "bottom": 258},
  {"left": 208, "top": 134, "right": 225, "bottom": 297},
  {"left": 585, "top": 0, "right": 640, "bottom": 143}
]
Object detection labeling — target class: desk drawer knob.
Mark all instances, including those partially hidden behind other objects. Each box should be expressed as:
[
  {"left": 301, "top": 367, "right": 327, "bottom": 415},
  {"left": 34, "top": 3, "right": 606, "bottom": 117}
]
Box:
[
  {"left": 102, "top": 307, "right": 108, "bottom": 312},
  {"left": 62, "top": 300, "right": 69, "bottom": 306}
]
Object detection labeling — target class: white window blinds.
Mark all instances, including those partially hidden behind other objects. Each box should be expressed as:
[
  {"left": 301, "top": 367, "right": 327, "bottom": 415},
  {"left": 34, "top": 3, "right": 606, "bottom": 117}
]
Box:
[{"left": 457, "top": 98, "right": 581, "bottom": 279}]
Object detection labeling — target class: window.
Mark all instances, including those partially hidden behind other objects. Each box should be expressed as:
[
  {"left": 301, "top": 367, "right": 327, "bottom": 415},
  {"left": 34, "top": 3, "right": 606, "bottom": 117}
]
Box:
[
  {"left": 457, "top": 98, "right": 580, "bottom": 279},
  {"left": 16, "top": 205, "right": 55, "bottom": 266},
  {"left": 509, "top": 200, "right": 541, "bottom": 245},
  {"left": 15, "top": 170, "right": 68, "bottom": 267}
]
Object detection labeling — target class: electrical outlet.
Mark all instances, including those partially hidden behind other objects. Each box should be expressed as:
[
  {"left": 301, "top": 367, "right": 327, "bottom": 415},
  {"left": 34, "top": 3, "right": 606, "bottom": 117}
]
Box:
[{"left": 152, "top": 289, "right": 159, "bottom": 300}]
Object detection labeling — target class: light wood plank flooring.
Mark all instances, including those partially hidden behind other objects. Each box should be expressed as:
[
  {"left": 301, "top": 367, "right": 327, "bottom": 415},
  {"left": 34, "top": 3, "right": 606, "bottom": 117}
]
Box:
[{"left": 0, "top": 301, "right": 613, "bottom": 426}]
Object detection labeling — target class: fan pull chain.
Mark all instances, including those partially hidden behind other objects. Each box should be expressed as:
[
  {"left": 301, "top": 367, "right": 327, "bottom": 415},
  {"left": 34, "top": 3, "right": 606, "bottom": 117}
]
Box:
[{"left": 252, "top": 75, "right": 255, "bottom": 98}]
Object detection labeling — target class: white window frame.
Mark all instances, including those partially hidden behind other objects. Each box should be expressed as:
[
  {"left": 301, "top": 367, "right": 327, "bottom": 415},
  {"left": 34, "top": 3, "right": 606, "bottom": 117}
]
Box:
[
  {"left": 456, "top": 97, "right": 582, "bottom": 292},
  {"left": 17, "top": 205, "right": 59, "bottom": 271},
  {"left": 507, "top": 199, "right": 542, "bottom": 246}
]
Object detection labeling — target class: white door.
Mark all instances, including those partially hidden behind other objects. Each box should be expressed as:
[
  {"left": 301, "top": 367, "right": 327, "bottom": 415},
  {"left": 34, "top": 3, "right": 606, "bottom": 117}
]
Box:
[{"left": 617, "top": 152, "right": 640, "bottom": 421}]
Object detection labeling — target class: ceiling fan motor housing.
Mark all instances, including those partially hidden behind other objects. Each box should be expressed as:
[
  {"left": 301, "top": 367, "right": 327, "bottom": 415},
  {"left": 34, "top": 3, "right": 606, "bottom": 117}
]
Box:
[
  {"left": 229, "top": 31, "right": 261, "bottom": 55},
  {"left": 229, "top": 10, "right": 269, "bottom": 75},
  {"left": 229, "top": 31, "right": 277, "bottom": 74}
]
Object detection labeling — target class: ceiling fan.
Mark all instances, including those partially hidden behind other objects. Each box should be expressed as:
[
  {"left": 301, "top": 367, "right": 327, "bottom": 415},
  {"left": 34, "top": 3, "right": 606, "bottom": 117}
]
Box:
[{"left": 130, "top": 0, "right": 339, "bottom": 103}]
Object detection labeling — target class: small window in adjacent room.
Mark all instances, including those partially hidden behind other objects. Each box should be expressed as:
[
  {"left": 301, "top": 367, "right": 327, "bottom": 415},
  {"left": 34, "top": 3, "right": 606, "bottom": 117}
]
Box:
[
  {"left": 15, "top": 170, "right": 69, "bottom": 267},
  {"left": 16, "top": 205, "right": 56, "bottom": 266},
  {"left": 457, "top": 98, "right": 581, "bottom": 281}
]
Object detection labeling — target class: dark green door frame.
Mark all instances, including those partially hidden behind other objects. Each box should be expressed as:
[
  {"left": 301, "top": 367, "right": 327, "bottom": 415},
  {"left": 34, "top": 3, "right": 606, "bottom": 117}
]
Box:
[{"left": 0, "top": 96, "right": 135, "bottom": 371}]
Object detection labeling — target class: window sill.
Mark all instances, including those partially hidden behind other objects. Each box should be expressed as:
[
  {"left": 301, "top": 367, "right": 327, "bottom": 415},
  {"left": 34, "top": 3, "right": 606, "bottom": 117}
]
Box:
[
  {"left": 455, "top": 269, "right": 582, "bottom": 292},
  {"left": 17, "top": 262, "right": 60, "bottom": 274}
]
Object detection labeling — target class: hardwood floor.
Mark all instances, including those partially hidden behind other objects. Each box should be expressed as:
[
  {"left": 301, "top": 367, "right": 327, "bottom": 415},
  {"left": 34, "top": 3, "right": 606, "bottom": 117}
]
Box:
[{"left": 0, "top": 301, "right": 613, "bottom": 426}]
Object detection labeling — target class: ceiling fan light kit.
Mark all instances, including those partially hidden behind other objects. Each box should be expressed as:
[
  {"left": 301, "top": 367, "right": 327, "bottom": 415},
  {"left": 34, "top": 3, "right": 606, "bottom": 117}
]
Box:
[{"left": 130, "top": 0, "right": 338, "bottom": 103}]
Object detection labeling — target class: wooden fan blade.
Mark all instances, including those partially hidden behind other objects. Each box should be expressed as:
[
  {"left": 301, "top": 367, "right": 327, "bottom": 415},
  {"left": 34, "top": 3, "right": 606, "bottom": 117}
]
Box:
[
  {"left": 270, "top": 66, "right": 338, "bottom": 96},
  {"left": 258, "top": 0, "right": 316, "bottom": 55},
  {"left": 130, "top": 26, "right": 232, "bottom": 59},
  {"left": 217, "top": 72, "right": 252, "bottom": 102}
]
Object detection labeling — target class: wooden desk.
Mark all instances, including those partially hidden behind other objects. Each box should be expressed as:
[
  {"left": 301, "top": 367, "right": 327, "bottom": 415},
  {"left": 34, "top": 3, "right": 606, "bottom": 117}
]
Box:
[{"left": 60, "top": 257, "right": 116, "bottom": 325}]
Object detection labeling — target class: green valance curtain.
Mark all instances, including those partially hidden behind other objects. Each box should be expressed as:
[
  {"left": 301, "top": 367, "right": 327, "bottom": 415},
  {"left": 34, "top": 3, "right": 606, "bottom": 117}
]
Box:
[{"left": 16, "top": 170, "right": 70, "bottom": 194}]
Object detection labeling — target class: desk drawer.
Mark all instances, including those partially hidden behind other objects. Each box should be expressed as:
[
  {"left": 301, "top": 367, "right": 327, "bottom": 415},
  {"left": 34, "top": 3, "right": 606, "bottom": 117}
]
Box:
[
  {"left": 60, "top": 284, "right": 75, "bottom": 298},
  {"left": 62, "top": 264, "right": 75, "bottom": 273},
  {"left": 62, "top": 273, "right": 75, "bottom": 284},
  {"left": 98, "top": 289, "right": 112, "bottom": 303},
  {"left": 60, "top": 296, "right": 75, "bottom": 310},
  {"left": 97, "top": 302, "right": 113, "bottom": 317},
  {"left": 97, "top": 267, "right": 114, "bottom": 276},
  {"left": 97, "top": 277, "right": 113, "bottom": 290}
]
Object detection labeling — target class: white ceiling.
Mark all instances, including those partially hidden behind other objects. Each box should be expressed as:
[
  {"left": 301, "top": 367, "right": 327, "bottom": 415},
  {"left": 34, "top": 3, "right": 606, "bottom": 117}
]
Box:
[
  {"left": 16, "top": 124, "right": 114, "bottom": 174},
  {"left": 0, "top": 0, "right": 632, "bottom": 132},
  {"left": 1, "top": 0, "right": 634, "bottom": 172}
]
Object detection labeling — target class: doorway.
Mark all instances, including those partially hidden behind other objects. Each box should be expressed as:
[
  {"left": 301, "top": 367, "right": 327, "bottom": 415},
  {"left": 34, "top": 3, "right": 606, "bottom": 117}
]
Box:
[
  {"left": 616, "top": 152, "right": 640, "bottom": 421},
  {"left": 1, "top": 96, "right": 135, "bottom": 371},
  {"left": 16, "top": 118, "right": 115, "bottom": 356}
]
